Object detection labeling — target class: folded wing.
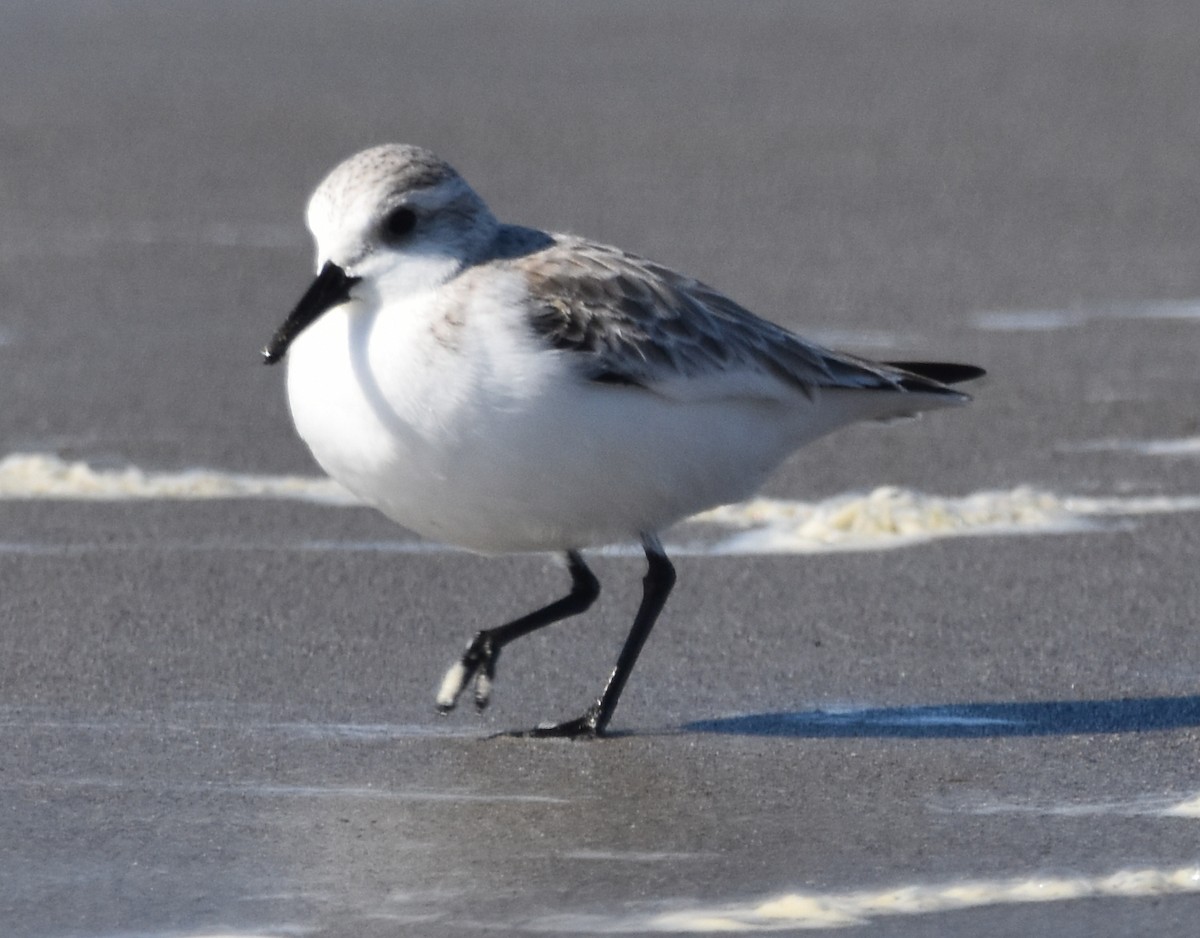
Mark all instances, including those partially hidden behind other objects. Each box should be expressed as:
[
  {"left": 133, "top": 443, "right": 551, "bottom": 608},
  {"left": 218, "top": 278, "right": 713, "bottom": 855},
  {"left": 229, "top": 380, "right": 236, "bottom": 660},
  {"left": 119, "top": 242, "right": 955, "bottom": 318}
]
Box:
[{"left": 515, "top": 237, "right": 981, "bottom": 405}]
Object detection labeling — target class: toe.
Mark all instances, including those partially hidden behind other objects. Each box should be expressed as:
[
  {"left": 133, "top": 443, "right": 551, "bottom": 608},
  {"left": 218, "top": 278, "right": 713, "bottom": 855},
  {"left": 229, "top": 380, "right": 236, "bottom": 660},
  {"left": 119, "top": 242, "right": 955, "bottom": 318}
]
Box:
[
  {"left": 473, "top": 671, "right": 493, "bottom": 710},
  {"left": 504, "top": 707, "right": 604, "bottom": 739},
  {"left": 435, "top": 660, "right": 470, "bottom": 711}
]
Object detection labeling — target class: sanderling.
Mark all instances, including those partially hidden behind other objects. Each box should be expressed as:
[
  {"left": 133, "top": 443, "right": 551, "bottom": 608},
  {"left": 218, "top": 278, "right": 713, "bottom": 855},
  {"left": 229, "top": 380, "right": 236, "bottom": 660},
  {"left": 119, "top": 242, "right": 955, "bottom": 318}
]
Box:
[{"left": 263, "top": 143, "right": 983, "bottom": 738}]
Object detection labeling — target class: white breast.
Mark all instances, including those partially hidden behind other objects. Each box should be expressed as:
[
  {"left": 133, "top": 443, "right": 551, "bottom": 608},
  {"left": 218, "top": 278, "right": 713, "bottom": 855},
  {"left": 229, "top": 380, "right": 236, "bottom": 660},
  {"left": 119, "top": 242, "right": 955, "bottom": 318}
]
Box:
[
  {"left": 285, "top": 272, "right": 579, "bottom": 550},
  {"left": 285, "top": 272, "right": 849, "bottom": 553}
]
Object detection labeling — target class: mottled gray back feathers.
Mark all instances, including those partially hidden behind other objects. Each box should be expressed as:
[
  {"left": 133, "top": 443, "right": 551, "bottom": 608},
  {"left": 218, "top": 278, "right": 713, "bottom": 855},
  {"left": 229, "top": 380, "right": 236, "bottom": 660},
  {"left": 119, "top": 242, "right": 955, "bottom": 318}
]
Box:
[{"left": 509, "top": 237, "right": 966, "bottom": 400}]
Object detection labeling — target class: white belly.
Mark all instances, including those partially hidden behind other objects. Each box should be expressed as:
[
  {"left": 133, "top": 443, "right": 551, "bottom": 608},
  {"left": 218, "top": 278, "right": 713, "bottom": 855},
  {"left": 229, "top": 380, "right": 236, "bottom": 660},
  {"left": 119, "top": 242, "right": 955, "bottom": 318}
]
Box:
[{"left": 284, "top": 295, "right": 862, "bottom": 553}]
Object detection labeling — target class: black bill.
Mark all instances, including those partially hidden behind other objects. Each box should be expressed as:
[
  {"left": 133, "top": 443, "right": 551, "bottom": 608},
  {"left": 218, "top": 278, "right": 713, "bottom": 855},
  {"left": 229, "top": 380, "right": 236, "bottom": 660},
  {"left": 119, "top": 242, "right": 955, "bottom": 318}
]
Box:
[{"left": 262, "top": 260, "right": 361, "bottom": 364}]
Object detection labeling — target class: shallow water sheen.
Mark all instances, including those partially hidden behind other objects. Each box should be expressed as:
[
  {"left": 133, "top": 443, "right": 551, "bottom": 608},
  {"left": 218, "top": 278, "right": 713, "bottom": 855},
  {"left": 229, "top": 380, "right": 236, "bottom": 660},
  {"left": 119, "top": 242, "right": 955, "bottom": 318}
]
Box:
[
  {"left": 5, "top": 453, "right": 1200, "bottom": 558},
  {"left": 0, "top": 453, "right": 356, "bottom": 503},
  {"left": 535, "top": 866, "right": 1200, "bottom": 932}
]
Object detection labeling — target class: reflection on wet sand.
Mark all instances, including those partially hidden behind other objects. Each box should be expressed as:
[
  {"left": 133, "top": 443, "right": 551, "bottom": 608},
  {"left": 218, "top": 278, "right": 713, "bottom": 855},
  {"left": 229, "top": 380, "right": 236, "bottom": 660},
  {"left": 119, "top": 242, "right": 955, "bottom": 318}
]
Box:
[
  {"left": 5, "top": 453, "right": 1200, "bottom": 558},
  {"left": 534, "top": 865, "right": 1200, "bottom": 932}
]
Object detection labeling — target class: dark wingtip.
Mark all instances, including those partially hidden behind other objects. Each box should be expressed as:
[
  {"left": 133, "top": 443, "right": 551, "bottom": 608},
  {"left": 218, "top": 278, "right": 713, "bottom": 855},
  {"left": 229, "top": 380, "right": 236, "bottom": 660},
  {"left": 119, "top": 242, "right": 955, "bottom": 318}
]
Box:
[{"left": 886, "top": 361, "right": 986, "bottom": 386}]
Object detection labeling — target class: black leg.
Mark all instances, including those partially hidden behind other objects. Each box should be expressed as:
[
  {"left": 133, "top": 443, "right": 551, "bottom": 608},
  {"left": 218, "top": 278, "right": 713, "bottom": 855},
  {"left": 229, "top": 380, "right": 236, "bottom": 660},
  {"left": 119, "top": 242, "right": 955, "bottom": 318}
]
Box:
[
  {"left": 436, "top": 551, "right": 599, "bottom": 712},
  {"left": 520, "top": 533, "right": 676, "bottom": 739}
]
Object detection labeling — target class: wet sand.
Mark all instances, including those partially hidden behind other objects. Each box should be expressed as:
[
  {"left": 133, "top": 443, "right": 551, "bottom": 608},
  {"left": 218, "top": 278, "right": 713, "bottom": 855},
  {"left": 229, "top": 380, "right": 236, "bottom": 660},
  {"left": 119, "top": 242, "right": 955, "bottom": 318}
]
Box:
[{"left": 2, "top": 2, "right": 1200, "bottom": 935}]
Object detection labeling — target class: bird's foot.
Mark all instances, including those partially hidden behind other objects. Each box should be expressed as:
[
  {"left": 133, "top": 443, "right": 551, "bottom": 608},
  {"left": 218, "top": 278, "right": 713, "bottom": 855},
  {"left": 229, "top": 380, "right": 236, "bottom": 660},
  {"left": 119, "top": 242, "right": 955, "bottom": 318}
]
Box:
[
  {"left": 435, "top": 632, "right": 498, "bottom": 713},
  {"left": 503, "top": 704, "right": 605, "bottom": 740}
]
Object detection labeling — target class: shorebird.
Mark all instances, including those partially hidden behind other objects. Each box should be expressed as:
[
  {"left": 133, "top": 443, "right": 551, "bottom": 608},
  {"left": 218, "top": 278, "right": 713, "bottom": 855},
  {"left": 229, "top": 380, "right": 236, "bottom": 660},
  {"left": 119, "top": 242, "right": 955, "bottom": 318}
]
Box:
[{"left": 263, "top": 144, "right": 982, "bottom": 738}]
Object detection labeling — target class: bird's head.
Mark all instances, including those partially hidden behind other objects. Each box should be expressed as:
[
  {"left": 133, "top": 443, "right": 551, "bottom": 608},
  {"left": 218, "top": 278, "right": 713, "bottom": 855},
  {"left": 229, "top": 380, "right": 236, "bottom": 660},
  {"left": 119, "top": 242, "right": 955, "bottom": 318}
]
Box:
[{"left": 263, "top": 143, "right": 498, "bottom": 364}]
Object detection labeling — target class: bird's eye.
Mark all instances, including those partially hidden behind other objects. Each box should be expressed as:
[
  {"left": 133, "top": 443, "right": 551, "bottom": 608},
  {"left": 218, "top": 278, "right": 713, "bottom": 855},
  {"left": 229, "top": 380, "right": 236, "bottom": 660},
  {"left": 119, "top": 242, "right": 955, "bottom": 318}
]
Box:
[{"left": 381, "top": 206, "right": 417, "bottom": 242}]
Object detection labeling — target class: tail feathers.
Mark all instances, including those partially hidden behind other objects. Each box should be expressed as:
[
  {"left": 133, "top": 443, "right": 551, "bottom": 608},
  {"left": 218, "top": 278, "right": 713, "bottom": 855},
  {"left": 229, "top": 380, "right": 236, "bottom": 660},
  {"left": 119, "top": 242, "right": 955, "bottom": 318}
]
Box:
[
  {"left": 885, "top": 361, "right": 986, "bottom": 387},
  {"left": 852, "top": 359, "right": 985, "bottom": 421}
]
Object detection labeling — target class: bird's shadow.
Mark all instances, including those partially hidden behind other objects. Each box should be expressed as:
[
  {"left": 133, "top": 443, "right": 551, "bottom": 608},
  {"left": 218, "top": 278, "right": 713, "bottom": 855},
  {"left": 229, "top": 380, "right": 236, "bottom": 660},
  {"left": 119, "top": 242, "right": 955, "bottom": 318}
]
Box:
[{"left": 682, "top": 695, "right": 1200, "bottom": 738}]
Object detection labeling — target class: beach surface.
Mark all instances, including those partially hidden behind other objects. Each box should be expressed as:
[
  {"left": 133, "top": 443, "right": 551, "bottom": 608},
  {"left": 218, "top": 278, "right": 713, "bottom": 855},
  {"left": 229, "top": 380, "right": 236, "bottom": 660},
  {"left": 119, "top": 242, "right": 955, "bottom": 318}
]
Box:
[{"left": 2, "top": 3, "right": 1200, "bottom": 935}]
